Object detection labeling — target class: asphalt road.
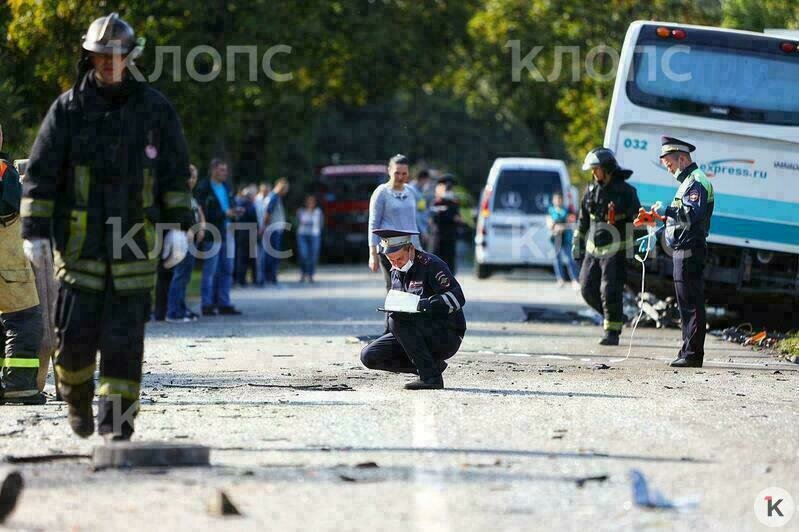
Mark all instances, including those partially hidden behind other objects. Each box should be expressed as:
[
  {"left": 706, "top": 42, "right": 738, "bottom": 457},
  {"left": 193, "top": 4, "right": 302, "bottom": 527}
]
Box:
[{"left": 1, "top": 265, "right": 796, "bottom": 531}]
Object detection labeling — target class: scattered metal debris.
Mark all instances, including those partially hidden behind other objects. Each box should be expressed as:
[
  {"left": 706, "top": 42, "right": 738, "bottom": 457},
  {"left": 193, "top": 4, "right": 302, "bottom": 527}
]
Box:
[
  {"left": 575, "top": 474, "right": 608, "bottom": 488},
  {"left": 92, "top": 442, "right": 210, "bottom": 470},
  {"left": 207, "top": 490, "right": 241, "bottom": 517},
  {"left": 5, "top": 453, "right": 90, "bottom": 464},
  {"left": 0, "top": 469, "right": 24, "bottom": 524},
  {"left": 522, "top": 306, "right": 595, "bottom": 324},
  {"left": 630, "top": 469, "right": 698, "bottom": 510}
]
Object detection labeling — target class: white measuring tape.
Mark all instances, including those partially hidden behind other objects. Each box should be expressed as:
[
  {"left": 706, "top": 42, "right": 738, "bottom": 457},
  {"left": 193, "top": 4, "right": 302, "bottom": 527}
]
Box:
[{"left": 619, "top": 202, "right": 662, "bottom": 362}]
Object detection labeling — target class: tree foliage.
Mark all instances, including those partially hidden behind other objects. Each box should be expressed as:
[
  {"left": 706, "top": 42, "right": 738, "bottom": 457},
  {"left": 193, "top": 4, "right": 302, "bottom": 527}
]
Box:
[{"left": 2, "top": 0, "right": 795, "bottom": 196}]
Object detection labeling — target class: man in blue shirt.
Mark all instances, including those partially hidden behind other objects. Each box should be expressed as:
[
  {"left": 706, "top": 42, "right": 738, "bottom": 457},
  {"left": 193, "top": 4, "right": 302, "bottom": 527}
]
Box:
[{"left": 195, "top": 159, "right": 243, "bottom": 315}]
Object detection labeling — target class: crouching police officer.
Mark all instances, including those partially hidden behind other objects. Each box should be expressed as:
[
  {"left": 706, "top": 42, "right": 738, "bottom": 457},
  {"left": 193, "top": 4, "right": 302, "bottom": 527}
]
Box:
[
  {"left": 573, "top": 148, "right": 641, "bottom": 345},
  {"left": 360, "top": 229, "right": 466, "bottom": 389},
  {"left": 658, "top": 137, "right": 714, "bottom": 368},
  {"left": 0, "top": 127, "right": 44, "bottom": 404},
  {"left": 20, "top": 14, "right": 193, "bottom": 439}
]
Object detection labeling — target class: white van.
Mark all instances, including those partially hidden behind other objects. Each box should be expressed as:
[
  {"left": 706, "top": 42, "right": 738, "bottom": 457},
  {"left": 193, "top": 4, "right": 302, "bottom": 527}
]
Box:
[{"left": 474, "top": 158, "right": 576, "bottom": 279}]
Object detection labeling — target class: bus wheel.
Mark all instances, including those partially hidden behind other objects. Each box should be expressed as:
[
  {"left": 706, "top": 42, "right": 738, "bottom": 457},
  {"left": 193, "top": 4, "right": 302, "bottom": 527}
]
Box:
[{"left": 475, "top": 263, "right": 493, "bottom": 279}]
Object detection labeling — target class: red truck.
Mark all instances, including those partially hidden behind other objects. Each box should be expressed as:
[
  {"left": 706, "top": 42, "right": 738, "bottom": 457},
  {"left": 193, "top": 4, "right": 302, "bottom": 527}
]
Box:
[{"left": 317, "top": 164, "right": 388, "bottom": 261}]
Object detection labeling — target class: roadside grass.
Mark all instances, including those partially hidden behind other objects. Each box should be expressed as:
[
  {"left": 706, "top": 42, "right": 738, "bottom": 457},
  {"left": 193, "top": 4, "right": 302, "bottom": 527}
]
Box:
[{"left": 778, "top": 332, "right": 799, "bottom": 362}]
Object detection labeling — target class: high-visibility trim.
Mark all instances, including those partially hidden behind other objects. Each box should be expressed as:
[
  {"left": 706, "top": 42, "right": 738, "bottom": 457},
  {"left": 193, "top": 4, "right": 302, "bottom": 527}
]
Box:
[
  {"left": 0, "top": 161, "right": 6, "bottom": 176},
  {"left": 54, "top": 363, "right": 97, "bottom": 385},
  {"left": 439, "top": 294, "right": 455, "bottom": 313},
  {"left": 442, "top": 291, "right": 461, "bottom": 311},
  {"left": 604, "top": 320, "right": 623, "bottom": 332},
  {"left": 144, "top": 220, "right": 156, "bottom": 260},
  {"left": 74, "top": 166, "right": 90, "bottom": 207},
  {"left": 143, "top": 169, "right": 154, "bottom": 209},
  {"left": 691, "top": 169, "right": 714, "bottom": 202},
  {"left": 65, "top": 210, "right": 88, "bottom": 262},
  {"left": 70, "top": 258, "right": 107, "bottom": 276},
  {"left": 111, "top": 258, "right": 158, "bottom": 277},
  {"left": 113, "top": 273, "right": 155, "bottom": 292},
  {"left": 98, "top": 377, "right": 140, "bottom": 400},
  {"left": 58, "top": 269, "right": 105, "bottom": 292},
  {"left": 164, "top": 191, "right": 192, "bottom": 210},
  {"left": 19, "top": 198, "right": 55, "bottom": 218},
  {"left": 586, "top": 238, "right": 634, "bottom": 258},
  {"left": 2, "top": 357, "right": 40, "bottom": 369}
]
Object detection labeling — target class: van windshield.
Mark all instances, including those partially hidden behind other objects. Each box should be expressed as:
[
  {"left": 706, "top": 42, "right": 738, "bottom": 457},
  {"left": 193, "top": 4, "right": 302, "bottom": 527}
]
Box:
[
  {"left": 321, "top": 174, "right": 387, "bottom": 202},
  {"left": 493, "top": 169, "right": 562, "bottom": 215}
]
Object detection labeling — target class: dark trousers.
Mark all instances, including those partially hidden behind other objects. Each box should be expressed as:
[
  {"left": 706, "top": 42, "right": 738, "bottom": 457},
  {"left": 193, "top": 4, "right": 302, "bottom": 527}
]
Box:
[
  {"left": 153, "top": 260, "right": 173, "bottom": 321},
  {"left": 429, "top": 235, "right": 457, "bottom": 274},
  {"left": 579, "top": 253, "right": 626, "bottom": 332},
  {"left": 0, "top": 305, "right": 43, "bottom": 394},
  {"left": 54, "top": 283, "right": 148, "bottom": 433},
  {"left": 360, "top": 316, "right": 463, "bottom": 380},
  {"left": 673, "top": 249, "right": 706, "bottom": 362}
]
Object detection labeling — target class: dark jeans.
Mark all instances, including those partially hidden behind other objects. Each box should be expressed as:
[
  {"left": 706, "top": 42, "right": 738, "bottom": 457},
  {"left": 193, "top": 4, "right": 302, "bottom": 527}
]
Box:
[
  {"left": 297, "top": 233, "right": 321, "bottom": 278},
  {"left": 263, "top": 229, "right": 284, "bottom": 284},
  {"left": 166, "top": 253, "right": 196, "bottom": 319}
]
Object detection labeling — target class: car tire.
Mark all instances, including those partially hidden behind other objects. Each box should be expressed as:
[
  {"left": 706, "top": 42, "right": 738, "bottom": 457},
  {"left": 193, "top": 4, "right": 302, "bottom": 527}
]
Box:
[{"left": 475, "top": 263, "right": 492, "bottom": 279}]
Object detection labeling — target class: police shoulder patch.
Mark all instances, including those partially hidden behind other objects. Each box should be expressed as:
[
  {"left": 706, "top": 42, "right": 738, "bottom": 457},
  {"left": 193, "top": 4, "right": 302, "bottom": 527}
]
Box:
[{"left": 434, "top": 270, "right": 451, "bottom": 288}]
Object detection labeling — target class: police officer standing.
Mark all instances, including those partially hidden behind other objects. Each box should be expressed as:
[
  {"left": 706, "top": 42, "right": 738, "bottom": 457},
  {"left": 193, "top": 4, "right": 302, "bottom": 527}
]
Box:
[
  {"left": 0, "top": 125, "right": 44, "bottom": 404},
  {"left": 360, "top": 229, "right": 466, "bottom": 389},
  {"left": 658, "top": 137, "right": 714, "bottom": 368},
  {"left": 573, "top": 148, "right": 641, "bottom": 345},
  {"left": 20, "top": 14, "right": 193, "bottom": 439},
  {"left": 427, "top": 174, "right": 461, "bottom": 273}
]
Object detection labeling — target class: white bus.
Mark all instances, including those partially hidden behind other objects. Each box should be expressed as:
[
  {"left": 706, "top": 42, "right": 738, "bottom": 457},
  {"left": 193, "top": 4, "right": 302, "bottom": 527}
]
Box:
[{"left": 605, "top": 21, "right": 799, "bottom": 310}]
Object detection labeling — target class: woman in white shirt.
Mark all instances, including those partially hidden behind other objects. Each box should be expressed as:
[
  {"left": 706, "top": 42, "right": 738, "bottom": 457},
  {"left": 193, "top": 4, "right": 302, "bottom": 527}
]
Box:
[
  {"left": 296, "top": 194, "right": 323, "bottom": 283},
  {"left": 367, "top": 154, "right": 421, "bottom": 290}
]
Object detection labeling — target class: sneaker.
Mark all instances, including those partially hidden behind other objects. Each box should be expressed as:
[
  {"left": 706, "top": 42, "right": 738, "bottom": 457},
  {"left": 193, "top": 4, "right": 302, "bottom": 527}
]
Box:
[
  {"left": 571, "top": 280, "right": 581, "bottom": 291},
  {"left": 218, "top": 306, "right": 242, "bottom": 316},
  {"left": 556, "top": 279, "right": 565, "bottom": 288},
  {"left": 185, "top": 310, "right": 200, "bottom": 321},
  {"left": 201, "top": 306, "right": 217, "bottom": 316},
  {"left": 166, "top": 314, "right": 193, "bottom": 323}
]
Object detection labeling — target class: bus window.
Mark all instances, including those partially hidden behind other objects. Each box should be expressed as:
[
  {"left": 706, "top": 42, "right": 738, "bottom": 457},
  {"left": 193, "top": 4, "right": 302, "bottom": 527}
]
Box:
[{"left": 628, "top": 43, "right": 799, "bottom": 126}]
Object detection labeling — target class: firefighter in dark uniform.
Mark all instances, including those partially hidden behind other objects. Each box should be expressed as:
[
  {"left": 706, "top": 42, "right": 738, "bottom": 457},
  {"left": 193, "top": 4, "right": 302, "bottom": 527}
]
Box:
[
  {"left": 572, "top": 148, "right": 641, "bottom": 345},
  {"left": 360, "top": 229, "right": 466, "bottom": 389},
  {"left": 427, "top": 174, "right": 461, "bottom": 273},
  {"left": 658, "top": 137, "right": 714, "bottom": 368},
  {"left": 20, "top": 13, "right": 193, "bottom": 439},
  {"left": 0, "top": 126, "right": 45, "bottom": 404}
]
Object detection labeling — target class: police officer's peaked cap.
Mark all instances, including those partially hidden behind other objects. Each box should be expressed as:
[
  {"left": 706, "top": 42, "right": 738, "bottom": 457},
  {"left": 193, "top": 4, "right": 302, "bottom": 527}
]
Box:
[
  {"left": 373, "top": 229, "right": 419, "bottom": 254},
  {"left": 660, "top": 136, "right": 696, "bottom": 158},
  {"left": 82, "top": 13, "right": 137, "bottom": 55}
]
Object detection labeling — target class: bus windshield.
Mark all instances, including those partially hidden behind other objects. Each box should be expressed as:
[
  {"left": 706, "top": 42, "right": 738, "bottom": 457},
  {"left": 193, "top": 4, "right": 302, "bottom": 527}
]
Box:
[{"left": 629, "top": 42, "right": 799, "bottom": 126}]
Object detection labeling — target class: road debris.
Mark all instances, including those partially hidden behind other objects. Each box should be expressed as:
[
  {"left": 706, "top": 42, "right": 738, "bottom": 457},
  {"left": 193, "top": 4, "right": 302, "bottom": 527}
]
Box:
[
  {"left": 92, "top": 442, "right": 210, "bottom": 470},
  {"left": 630, "top": 469, "right": 698, "bottom": 510},
  {"left": 575, "top": 474, "right": 608, "bottom": 488},
  {"left": 0, "top": 469, "right": 24, "bottom": 524},
  {"left": 5, "top": 453, "right": 90, "bottom": 464},
  {"left": 522, "top": 306, "right": 596, "bottom": 324},
  {"left": 208, "top": 490, "right": 241, "bottom": 517}
]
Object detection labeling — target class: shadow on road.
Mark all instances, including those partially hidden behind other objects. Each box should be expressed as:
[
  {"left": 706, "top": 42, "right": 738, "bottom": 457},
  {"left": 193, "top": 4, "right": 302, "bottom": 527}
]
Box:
[
  {"left": 445, "top": 387, "right": 638, "bottom": 399},
  {"left": 233, "top": 446, "right": 710, "bottom": 464}
]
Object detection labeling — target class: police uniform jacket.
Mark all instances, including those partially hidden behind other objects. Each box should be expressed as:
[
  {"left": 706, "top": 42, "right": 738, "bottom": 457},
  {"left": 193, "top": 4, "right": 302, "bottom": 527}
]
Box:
[
  {"left": 20, "top": 72, "right": 193, "bottom": 294},
  {"left": 575, "top": 172, "right": 641, "bottom": 258},
  {"left": 664, "top": 163, "right": 714, "bottom": 251},
  {"left": 390, "top": 250, "right": 466, "bottom": 335}
]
